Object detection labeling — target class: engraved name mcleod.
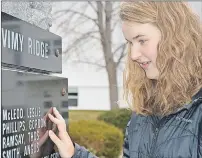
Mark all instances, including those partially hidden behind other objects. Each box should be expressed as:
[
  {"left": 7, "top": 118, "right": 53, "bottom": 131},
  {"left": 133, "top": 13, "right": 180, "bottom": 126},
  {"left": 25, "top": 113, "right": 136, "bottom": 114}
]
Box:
[
  {"left": 2, "top": 28, "right": 49, "bottom": 58},
  {"left": 2, "top": 107, "right": 46, "bottom": 135}
]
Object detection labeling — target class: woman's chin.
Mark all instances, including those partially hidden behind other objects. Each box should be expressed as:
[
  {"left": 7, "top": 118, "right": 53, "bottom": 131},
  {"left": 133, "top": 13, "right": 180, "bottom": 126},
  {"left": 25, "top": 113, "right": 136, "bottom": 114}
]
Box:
[{"left": 145, "top": 70, "right": 159, "bottom": 80}]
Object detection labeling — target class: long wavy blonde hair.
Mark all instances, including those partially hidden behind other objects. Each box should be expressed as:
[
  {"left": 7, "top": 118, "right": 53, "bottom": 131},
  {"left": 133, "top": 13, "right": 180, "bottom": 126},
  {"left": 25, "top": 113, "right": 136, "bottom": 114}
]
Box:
[{"left": 120, "top": 2, "right": 202, "bottom": 116}]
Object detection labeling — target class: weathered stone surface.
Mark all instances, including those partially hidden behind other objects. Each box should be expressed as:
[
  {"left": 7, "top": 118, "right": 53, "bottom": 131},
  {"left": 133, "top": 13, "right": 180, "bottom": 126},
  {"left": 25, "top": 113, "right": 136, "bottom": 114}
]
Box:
[{"left": 2, "top": 1, "right": 52, "bottom": 30}]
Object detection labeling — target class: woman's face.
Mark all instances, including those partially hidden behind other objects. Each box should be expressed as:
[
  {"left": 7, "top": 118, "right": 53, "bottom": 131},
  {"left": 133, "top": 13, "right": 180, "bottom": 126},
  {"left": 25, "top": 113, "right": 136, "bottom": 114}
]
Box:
[{"left": 122, "top": 21, "right": 161, "bottom": 80}]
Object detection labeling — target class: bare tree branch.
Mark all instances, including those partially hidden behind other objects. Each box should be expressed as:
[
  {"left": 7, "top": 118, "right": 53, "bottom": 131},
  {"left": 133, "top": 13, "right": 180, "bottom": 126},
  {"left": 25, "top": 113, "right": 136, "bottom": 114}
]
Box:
[
  {"left": 112, "top": 3, "right": 120, "bottom": 12},
  {"left": 111, "top": 6, "right": 120, "bottom": 17},
  {"left": 54, "top": 9, "right": 99, "bottom": 26},
  {"left": 56, "top": 15, "right": 81, "bottom": 31},
  {"left": 53, "top": 2, "right": 78, "bottom": 20},
  {"left": 72, "top": 59, "right": 106, "bottom": 68},
  {"left": 88, "top": 1, "right": 97, "bottom": 14},
  {"left": 113, "top": 43, "right": 126, "bottom": 55},
  {"left": 112, "top": 18, "right": 120, "bottom": 31},
  {"left": 116, "top": 43, "right": 127, "bottom": 66},
  {"left": 63, "top": 31, "right": 99, "bottom": 54},
  {"left": 62, "top": 30, "right": 100, "bottom": 41}
]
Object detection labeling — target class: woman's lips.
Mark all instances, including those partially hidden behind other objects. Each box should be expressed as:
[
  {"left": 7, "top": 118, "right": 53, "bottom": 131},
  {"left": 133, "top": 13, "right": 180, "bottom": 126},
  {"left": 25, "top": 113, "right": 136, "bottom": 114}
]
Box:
[{"left": 139, "top": 61, "right": 151, "bottom": 69}]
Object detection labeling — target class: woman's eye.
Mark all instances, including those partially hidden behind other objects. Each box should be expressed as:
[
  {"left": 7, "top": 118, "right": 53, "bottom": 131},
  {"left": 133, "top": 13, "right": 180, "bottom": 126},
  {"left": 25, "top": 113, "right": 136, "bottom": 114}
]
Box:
[{"left": 139, "top": 40, "right": 146, "bottom": 45}]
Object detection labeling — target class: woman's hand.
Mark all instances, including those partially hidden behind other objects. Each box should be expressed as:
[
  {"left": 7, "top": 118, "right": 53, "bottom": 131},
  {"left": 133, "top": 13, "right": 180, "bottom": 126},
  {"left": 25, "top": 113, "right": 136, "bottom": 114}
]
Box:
[
  {"left": 30, "top": 108, "right": 56, "bottom": 158},
  {"left": 48, "top": 107, "right": 75, "bottom": 158}
]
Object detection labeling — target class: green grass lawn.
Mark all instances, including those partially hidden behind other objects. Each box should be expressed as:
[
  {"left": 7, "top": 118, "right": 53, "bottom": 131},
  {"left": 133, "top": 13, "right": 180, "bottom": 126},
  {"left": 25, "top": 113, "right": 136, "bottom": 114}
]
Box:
[{"left": 68, "top": 110, "right": 107, "bottom": 122}]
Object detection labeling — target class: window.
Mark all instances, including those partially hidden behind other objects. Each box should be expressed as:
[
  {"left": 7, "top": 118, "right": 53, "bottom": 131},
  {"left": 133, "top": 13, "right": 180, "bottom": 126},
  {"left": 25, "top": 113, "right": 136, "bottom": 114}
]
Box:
[
  {"left": 67, "top": 87, "right": 78, "bottom": 107},
  {"left": 44, "top": 101, "right": 53, "bottom": 108},
  {"left": 68, "top": 99, "right": 78, "bottom": 107},
  {"left": 68, "top": 92, "right": 78, "bottom": 96}
]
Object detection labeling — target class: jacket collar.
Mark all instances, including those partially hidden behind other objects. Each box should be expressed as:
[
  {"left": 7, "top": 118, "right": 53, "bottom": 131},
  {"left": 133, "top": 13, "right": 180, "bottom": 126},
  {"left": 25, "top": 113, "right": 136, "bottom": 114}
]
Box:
[
  {"left": 177, "top": 88, "right": 202, "bottom": 112},
  {"left": 192, "top": 87, "right": 202, "bottom": 101}
]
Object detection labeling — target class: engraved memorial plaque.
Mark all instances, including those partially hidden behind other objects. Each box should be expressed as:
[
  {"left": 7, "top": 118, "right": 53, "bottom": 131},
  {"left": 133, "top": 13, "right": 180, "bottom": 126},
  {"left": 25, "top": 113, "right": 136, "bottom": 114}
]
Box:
[{"left": 1, "top": 12, "right": 67, "bottom": 158}]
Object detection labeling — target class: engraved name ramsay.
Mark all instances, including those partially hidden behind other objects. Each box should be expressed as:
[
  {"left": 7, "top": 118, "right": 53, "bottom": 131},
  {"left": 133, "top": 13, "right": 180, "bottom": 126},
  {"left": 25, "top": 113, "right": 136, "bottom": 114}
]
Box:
[{"left": 1, "top": 28, "right": 49, "bottom": 59}]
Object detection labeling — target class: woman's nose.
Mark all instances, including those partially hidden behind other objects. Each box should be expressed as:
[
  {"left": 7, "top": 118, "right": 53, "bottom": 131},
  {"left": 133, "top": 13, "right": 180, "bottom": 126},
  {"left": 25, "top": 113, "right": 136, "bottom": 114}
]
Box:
[{"left": 130, "top": 45, "right": 142, "bottom": 61}]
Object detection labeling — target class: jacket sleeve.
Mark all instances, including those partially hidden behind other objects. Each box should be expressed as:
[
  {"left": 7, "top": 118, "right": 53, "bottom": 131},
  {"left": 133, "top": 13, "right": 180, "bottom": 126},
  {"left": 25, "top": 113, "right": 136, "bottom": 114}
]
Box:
[
  {"left": 71, "top": 143, "right": 98, "bottom": 158},
  {"left": 122, "top": 120, "right": 131, "bottom": 158},
  {"left": 199, "top": 135, "right": 202, "bottom": 158},
  {"left": 198, "top": 117, "right": 202, "bottom": 157}
]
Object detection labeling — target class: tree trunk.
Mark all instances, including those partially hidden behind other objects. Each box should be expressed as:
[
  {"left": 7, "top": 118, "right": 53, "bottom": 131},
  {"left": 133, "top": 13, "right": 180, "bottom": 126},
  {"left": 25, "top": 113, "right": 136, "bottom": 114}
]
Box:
[
  {"left": 97, "top": 1, "right": 119, "bottom": 109},
  {"left": 107, "top": 61, "right": 119, "bottom": 109}
]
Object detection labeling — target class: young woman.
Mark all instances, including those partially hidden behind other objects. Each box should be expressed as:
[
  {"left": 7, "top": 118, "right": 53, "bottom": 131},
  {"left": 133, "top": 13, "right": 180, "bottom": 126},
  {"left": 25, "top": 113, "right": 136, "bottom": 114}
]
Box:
[{"left": 48, "top": 2, "right": 202, "bottom": 158}]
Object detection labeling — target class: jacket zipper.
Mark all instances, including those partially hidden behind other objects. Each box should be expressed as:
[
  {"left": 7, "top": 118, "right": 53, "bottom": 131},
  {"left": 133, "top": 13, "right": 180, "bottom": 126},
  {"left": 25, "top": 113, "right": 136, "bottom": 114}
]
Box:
[
  {"left": 150, "top": 116, "right": 169, "bottom": 158},
  {"left": 150, "top": 126, "right": 160, "bottom": 158}
]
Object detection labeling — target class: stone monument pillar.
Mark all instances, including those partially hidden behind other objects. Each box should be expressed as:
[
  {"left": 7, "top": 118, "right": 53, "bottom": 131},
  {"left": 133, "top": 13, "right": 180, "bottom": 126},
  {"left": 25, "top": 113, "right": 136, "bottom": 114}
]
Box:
[{"left": 2, "top": 1, "right": 52, "bottom": 30}]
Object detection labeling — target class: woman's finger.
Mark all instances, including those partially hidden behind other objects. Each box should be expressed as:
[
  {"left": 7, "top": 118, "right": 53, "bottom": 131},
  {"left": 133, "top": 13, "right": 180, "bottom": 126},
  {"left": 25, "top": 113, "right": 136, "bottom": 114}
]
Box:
[
  {"left": 48, "top": 113, "right": 67, "bottom": 134},
  {"left": 48, "top": 113, "right": 60, "bottom": 124},
  {"left": 53, "top": 107, "right": 64, "bottom": 120},
  {"left": 43, "top": 107, "right": 53, "bottom": 120},
  {"left": 52, "top": 123, "right": 57, "bottom": 132},
  {"left": 38, "top": 130, "right": 49, "bottom": 147},
  {"left": 49, "top": 130, "right": 62, "bottom": 149}
]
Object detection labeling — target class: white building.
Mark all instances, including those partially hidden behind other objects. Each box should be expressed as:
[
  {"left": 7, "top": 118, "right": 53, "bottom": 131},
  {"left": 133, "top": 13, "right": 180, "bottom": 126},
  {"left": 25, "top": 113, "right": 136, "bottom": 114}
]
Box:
[{"left": 51, "top": 62, "right": 126, "bottom": 111}]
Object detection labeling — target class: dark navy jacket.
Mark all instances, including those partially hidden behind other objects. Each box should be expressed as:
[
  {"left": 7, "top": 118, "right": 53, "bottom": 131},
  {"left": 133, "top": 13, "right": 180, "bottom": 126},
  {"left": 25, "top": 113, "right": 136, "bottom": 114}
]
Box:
[{"left": 72, "top": 88, "right": 202, "bottom": 158}]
